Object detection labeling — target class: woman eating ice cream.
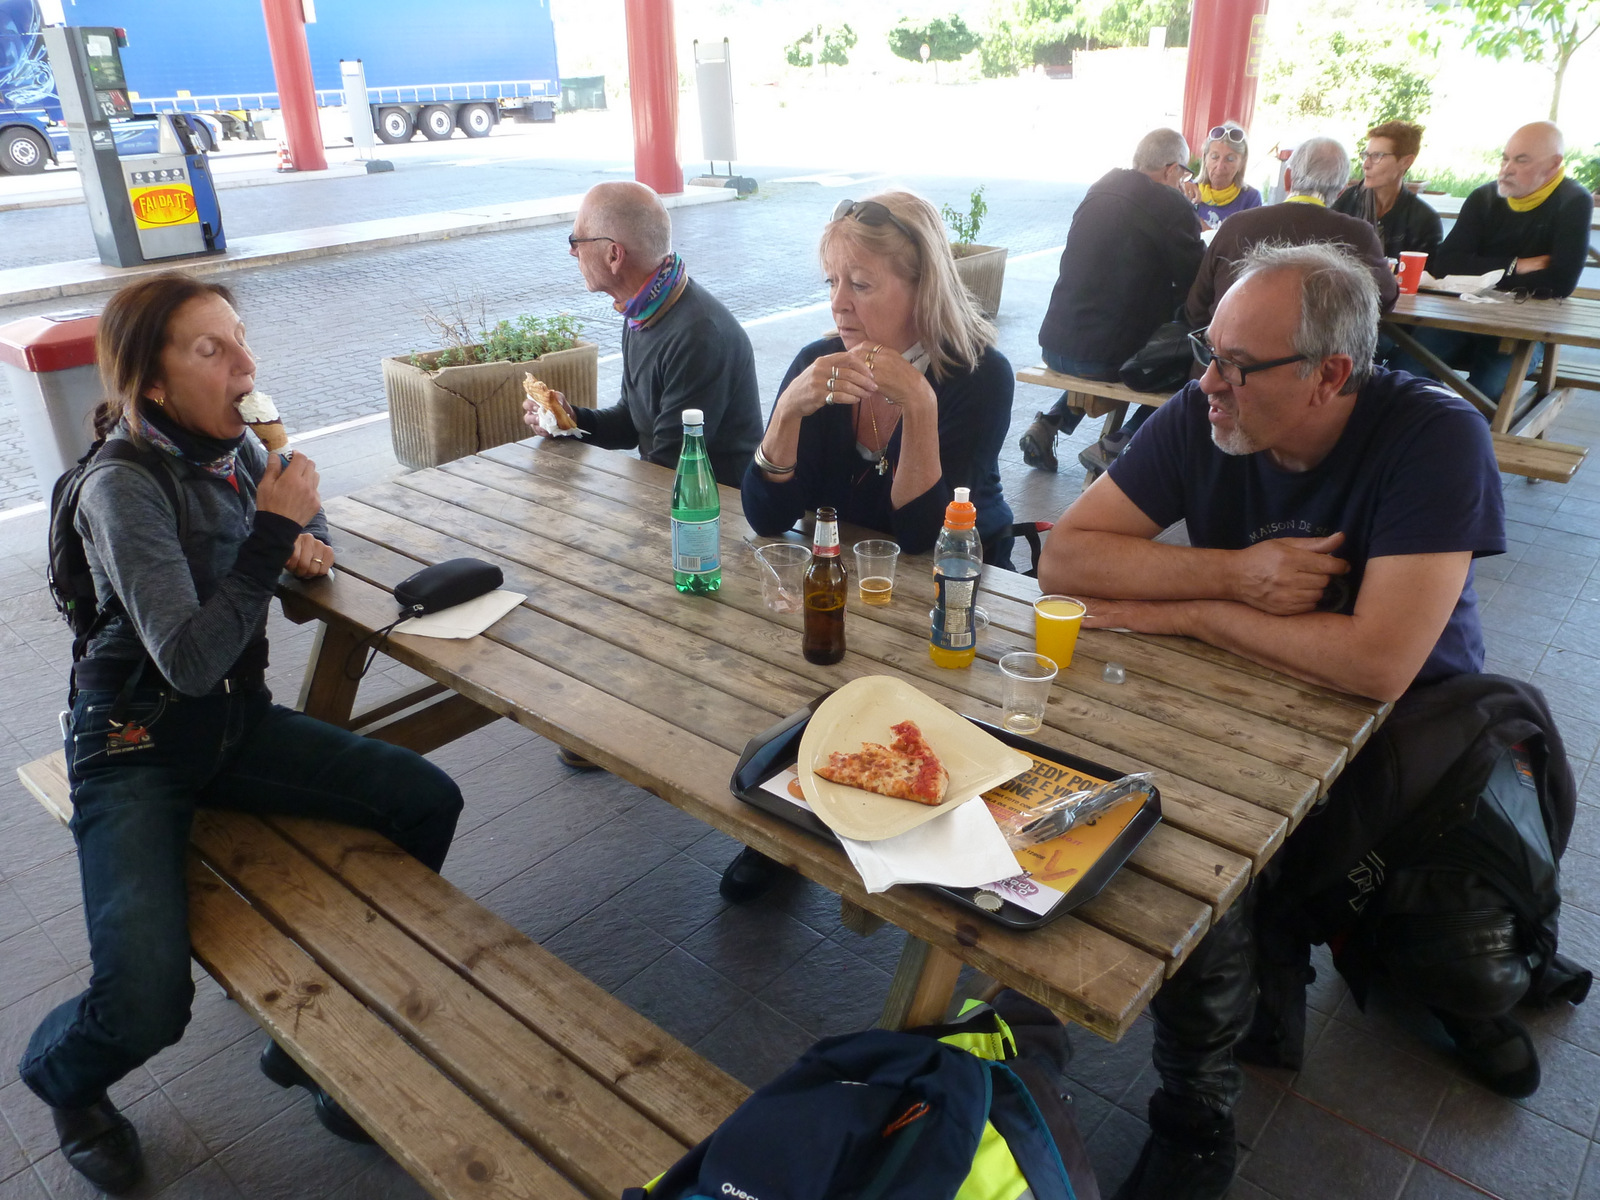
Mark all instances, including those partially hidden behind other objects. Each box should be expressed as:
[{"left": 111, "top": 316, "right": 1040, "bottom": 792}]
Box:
[{"left": 16, "top": 272, "right": 463, "bottom": 1193}]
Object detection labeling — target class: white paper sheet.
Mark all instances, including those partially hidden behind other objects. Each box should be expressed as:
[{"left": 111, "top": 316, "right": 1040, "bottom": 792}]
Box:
[
  {"left": 839, "top": 797, "right": 1021, "bottom": 894},
  {"left": 394, "top": 590, "right": 525, "bottom": 639}
]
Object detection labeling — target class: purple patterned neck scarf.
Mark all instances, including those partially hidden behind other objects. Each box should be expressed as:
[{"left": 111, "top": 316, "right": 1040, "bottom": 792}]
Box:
[
  {"left": 137, "top": 413, "right": 239, "bottom": 489},
  {"left": 618, "top": 253, "right": 688, "bottom": 330}
]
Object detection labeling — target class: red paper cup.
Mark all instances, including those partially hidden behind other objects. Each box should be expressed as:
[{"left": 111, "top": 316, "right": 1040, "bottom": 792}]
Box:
[{"left": 1398, "top": 251, "right": 1428, "bottom": 294}]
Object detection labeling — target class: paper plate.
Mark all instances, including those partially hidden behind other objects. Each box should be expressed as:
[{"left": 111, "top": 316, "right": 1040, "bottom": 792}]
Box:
[{"left": 797, "top": 675, "right": 1033, "bottom": 842}]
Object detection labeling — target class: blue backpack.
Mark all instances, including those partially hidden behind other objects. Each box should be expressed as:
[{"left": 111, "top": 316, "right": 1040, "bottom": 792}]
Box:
[{"left": 626, "top": 991, "right": 1093, "bottom": 1200}]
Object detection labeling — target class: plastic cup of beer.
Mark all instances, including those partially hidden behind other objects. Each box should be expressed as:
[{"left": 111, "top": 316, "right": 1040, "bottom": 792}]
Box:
[
  {"left": 1034, "top": 595, "right": 1087, "bottom": 671},
  {"left": 999, "top": 651, "right": 1057, "bottom": 735},
  {"left": 853, "top": 540, "right": 900, "bottom": 606},
  {"left": 752, "top": 543, "right": 811, "bottom": 614},
  {"left": 1398, "top": 251, "right": 1428, "bottom": 295}
]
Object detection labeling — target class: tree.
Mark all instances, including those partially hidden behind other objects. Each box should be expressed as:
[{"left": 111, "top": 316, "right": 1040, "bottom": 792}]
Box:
[
  {"left": 1427, "top": 0, "right": 1600, "bottom": 121},
  {"left": 785, "top": 24, "right": 858, "bottom": 71},
  {"left": 1087, "top": 0, "right": 1193, "bottom": 48},
  {"left": 980, "top": 0, "right": 1096, "bottom": 75},
  {"left": 1257, "top": 0, "right": 1434, "bottom": 142},
  {"left": 888, "top": 15, "right": 982, "bottom": 66}
]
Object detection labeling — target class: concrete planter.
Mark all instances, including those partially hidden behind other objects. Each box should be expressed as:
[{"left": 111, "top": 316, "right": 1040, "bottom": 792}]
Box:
[
  {"left": 382, "top": 341, "right": 598, "bottom": 469},
  {"left": 952, "top": 243, "right": 1008, "bottom": 318}
]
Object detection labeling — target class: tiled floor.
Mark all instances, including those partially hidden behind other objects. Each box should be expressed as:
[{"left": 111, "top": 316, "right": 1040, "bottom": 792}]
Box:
[{"left": 2, "top": 206, "right": 1600, "bottom": 1197}]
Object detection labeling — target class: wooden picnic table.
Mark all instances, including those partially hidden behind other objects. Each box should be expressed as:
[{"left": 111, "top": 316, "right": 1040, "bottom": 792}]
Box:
[
  {"left": 1383, "top": 291, "right": 1598, "bottom": 480},
  {"left": 277, "top": 440, "right": 1386, "bottom": 1042}
]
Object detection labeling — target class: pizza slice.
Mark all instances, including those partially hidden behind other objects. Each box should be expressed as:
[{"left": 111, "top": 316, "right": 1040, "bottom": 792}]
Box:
[{"left": 814, "top": 720, "right": 949, "bottom": 806}]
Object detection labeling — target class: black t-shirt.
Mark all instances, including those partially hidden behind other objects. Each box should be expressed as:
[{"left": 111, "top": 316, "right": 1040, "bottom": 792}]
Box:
[{"left": 1108, "top": 370, "right": 1506, "bottom": 687}]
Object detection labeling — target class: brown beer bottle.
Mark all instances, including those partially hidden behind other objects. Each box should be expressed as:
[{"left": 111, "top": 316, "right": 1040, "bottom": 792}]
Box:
[{"left": 803, "top": 507, "right": 847, "bottom": 665}]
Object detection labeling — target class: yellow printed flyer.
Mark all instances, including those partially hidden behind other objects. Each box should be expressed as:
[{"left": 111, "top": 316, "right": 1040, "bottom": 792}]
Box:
[{"left": 977, "top": 753, "right": 1150, "bottom": 915}]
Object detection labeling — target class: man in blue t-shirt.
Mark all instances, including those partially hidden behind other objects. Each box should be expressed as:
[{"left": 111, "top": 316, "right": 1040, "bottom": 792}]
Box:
[{"left": 1038, "top": 242, "right": 1504, "bottom": 1200}]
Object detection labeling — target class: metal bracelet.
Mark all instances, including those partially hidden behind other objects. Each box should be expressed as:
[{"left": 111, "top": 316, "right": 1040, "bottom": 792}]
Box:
[{"left": 754, "top": 445, "right": 796, "bottom": 476}]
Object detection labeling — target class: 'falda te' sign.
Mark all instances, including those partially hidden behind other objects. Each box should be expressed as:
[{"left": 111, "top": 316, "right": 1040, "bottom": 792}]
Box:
[{"left": 129, "top": 183, "right": 199, "bottom": 230}]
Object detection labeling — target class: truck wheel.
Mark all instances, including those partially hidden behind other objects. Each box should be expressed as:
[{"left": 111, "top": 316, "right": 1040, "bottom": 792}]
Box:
[
  {"left": 419, "top": 105, "right": 455, "bottom": 140},
  {"left": 458, "top": 103, "right": 495, "bottom": 138},
  {"left": 376, "top": 107, "right": 414, "bottom": 144},
  {"left": 0, "top": 128, "right": 49, "bottom": 175}
]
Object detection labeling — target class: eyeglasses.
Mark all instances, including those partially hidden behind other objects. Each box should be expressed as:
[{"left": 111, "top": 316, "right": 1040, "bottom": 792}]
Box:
[
  {"left": 1360, "top": 150, "right": 1394, "bottom": 164},
  {"left": 568, "top": 234, "right": 616, "bottom": 250},
  {"left": 1208, "top": 125, "right": 1247, "bottom": 145},
  {"left": 1188, "top": 328, "right": 1306, "bottom": 386},
  {"left": 832, "top": 199, "right": 919, "bottom": 247}
]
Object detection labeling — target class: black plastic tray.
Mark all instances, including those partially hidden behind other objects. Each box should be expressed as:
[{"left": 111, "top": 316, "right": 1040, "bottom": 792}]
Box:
[{"left": 729, "top": 692, "right": 1162, "bottom": 930}]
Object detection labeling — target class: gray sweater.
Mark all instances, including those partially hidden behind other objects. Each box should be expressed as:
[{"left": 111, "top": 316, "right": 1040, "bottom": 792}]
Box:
[
  {"left": 77, "top": 428, "right": 325, "bottom": 696},
  {"left": 571, "top": 277, "right": 762, "bottom": 487}
]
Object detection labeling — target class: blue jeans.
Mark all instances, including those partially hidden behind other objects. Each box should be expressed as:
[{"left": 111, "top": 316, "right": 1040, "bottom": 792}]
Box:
[
  {"left": 19, "top": 682, "right": 463, "bottom": 1110},
  {"left": 1041, "top": 350, "right": 1121, "bottom": 434},
  {"left": 1391, "top": 327, "right": 1544, "bottom": 402}
]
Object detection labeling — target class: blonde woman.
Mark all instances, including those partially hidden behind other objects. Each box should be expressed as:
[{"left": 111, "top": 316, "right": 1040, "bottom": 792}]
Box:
[{"left": 741, "top": 191, "right": 1015, "bottom": 564}]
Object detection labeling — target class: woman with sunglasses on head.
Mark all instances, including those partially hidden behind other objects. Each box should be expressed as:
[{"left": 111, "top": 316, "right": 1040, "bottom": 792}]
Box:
[
  {"left": 1182, "top": 123, "right": 1262, "bottom": 230},
  {"left": 741, "top": 191, "right": 1015, "bottom": 567},
  {"left": 725, "top": 192, "right": 1015, "bottom": 905},
  {"left": 18, "top": 273, "right": 463, "bottom": 1194},
  {"left": 1331, "top": 120, "right": 1442, "bottom": 259}
]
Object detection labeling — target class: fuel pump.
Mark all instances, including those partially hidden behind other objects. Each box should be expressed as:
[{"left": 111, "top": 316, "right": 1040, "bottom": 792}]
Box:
[{"left": 41, "top": 24, "right": 224, "bottom": 267}]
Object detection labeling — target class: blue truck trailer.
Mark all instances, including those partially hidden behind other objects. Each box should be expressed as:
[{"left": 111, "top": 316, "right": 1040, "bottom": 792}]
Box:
[{"left": 0, "top": 0, "right": 559, "bottom": 173}]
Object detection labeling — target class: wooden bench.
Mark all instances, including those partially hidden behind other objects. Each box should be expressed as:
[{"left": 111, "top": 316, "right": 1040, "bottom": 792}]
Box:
[
  {"left": 18, "top": 751, "right": 747, "bottom": 1200},
  {"left": 1554, "top": 359, "right": 1600, "bottom": 392},
  {"left": 1016, "top": 366, "right": 1166, "bottom": 479},
  {"left": 1491, "top": 432, "right": 1589, "bottom": 483}
]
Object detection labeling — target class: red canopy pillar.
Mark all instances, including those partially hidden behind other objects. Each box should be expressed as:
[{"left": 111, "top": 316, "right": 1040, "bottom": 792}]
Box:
[
  {"left": 261, "top": 0, "right": 327, "bottom": 172},
  {"left": 1181, "top": 0, "right": 1271, "bottom": 160},
  {"left": 624, "top": 0, "right": 684, "bottom": 195}
]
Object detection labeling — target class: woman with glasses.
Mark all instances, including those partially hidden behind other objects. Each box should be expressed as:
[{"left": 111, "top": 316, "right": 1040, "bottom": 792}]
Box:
[
  {"left": 741, "top": 191, "right": 1015, "bottom": 566},
  {"left": 1182, "top": 123, "right": 1262, "bottom": 230},
  {"left": 1332, "top": 120, "right": 1443, "bottom": 259}
]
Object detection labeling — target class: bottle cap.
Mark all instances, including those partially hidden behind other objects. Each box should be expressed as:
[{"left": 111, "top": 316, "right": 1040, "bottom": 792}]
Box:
[
  {"left": 682, "top": 408, "right": 704, "bottom": 425},
  {"left": 944, "top": 486, "right": 976, "bottom": 530}
]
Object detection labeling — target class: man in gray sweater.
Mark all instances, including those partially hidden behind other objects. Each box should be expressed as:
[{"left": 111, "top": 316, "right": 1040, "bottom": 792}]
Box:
[{"left": 525, "top": 181, "right": 762, "bottom": 487}]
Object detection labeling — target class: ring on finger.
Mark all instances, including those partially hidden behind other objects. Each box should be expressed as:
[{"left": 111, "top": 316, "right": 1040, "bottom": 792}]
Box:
[
  {"left": 824, "top": 394, "right": 835, "bottom": 405},
  {"left": 830, "top": 365, "right": 839, "bottom": 381}
]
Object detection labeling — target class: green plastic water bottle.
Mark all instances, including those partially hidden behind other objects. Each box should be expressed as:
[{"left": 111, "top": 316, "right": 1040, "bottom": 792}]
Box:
[{"left": 671, "top": 408, "right": 721, "bottom": 594}]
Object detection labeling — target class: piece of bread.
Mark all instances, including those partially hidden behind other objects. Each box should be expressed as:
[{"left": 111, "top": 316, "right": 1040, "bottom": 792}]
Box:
[{"left": 523, "top": 374, "right": 577, "bottom": 431}]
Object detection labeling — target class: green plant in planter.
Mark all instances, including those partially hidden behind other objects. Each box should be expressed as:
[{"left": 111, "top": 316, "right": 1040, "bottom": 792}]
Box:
[
  {"left": 942, "top": 186, "right": 988, "bottom": 246},
  {"left": 409, "top": 301, "right": 584, "bottom": 369}
]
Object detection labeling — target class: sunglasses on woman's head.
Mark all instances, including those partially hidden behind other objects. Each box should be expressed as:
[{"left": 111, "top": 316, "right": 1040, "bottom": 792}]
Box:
[
  {"left": 1208, "top": 126, "right": 1247, "bottom": 145},
  {"left": 832, "top": 199, "right": 919, "bottom": 246}
]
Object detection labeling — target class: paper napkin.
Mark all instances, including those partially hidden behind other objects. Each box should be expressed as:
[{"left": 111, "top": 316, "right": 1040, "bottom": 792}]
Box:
[
  {"left": 394, "top": 590, "right": 525, "bottom": 639},
  {"left": 840, "top": 797, "right": 1020, "bottom": 894}
]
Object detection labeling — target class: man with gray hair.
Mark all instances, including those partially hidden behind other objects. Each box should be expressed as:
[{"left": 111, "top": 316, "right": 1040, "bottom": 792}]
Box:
[
  {"left": 1022, "top": 127, "right": 1204, "bottom": 471},
  {"left": 1040, "top": 242, "right": 1504, "bottom": 1200},
  {"left": 1185, "top": 136, "right": 1398, "bottom": 328},
  {"left": 525, "top": 180, "right": 762, "bottom": 487}
]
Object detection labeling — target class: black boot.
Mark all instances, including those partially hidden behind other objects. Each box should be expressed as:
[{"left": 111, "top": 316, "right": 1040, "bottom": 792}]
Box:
[
  {"left": 1114, "top": 1090, "right": 1237, "bottom": 1200},
  {"left": 259, "top": 1040, "right": 376, "bottom": 1144},
  {"left": 1435, "top": 1010, "right": 1541, "bottom": 1098},
  {"left": 718, "top": 846, "right": 789, "bottom": 903},
  {"left": 1237, "top": 955, "right": 1313, "bottom": 1070},
  {"left": 52, "top": 1097, "right": 143, "bottom": 1194}
]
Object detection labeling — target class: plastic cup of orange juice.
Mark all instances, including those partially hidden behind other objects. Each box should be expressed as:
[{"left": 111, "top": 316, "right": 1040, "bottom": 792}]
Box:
[{"left": 1034, "top": 596, "right": 1087, "bottom": 671}]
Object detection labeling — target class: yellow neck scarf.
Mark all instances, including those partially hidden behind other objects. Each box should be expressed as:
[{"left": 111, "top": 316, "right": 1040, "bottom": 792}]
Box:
[
  {"left": 1284, "top": 194, "right": 1326, "bottom": 207},
  {"left": 1506, "top": 171, "right": 1564, "bottom": 213},
  {"left": 1198, "top": 182, "right": 1241, "bottom": 208}
]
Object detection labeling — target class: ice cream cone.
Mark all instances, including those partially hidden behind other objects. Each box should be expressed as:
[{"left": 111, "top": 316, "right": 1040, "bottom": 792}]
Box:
[{"left": 250, "top": 420, "right": 288, "bottom": 451}]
